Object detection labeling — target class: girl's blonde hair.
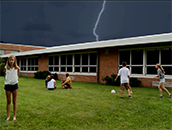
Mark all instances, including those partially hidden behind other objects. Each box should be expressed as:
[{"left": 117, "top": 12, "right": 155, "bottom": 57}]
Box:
[
  {"left": 5, "top": 55, "right": 19, "bottom": 70},
  {"left": 156, "top": 63, "right": 165, "bottom": 74}
]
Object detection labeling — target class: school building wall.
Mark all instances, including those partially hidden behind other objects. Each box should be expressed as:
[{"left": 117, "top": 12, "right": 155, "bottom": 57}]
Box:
[
  {"left": 13, "top": 47, "right": 172, "bottom": 89},
  {"left": 0, "top": 43, "right": 46, "bottom": 54}
]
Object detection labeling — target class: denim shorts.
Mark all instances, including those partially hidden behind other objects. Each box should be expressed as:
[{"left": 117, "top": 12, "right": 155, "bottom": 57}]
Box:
[
  {"left": 160, "top": 78, "right": 165, "bottom": 83},
  {"left": 4, "top": 84, "right": 18, "bottom": 92}
]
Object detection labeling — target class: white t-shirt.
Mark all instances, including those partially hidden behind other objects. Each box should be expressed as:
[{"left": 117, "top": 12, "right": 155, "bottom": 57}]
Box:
[
  {"left": 5, "top": 67, "right": 18, "bottom": 85},
  {"left": 47, "top": 79, "right": 55, "bottom": 88},
  {"left": 118, "top": 67, "right": 130, "bottom": 84}
]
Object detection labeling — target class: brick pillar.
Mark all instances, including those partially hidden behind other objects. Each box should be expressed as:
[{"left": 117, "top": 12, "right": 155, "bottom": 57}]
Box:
[
  {"left": 38, "top": 54, "right": 48, "bottom": 71},
  {"left": 98, "top": 47, "right": 118, "bottom": 84},
  {"left": 5, "top": 50, "right": 11, "bottom": 54}
]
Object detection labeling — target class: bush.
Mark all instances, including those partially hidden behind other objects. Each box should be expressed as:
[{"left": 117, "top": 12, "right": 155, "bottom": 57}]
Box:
[
  {"left": 34, "top": 71, "right": 58, "bottom": 80},
  {"left": 53, "top": 73, "right": 58, "bottom": 80},
  {"left": 102, "top": 74, "right": 120, "bottom": 86},
  {"left": 0, "top": 58, "right": 5, "bottom": 76},
  {"left": 130, "top": 77, "right": 141, "bottom": 87},
  {"left": 102, "top": 74, "right": 141, "bottom": 87},
  {"left": 34, "top": 71, "right": 51, "bottom": 79}
]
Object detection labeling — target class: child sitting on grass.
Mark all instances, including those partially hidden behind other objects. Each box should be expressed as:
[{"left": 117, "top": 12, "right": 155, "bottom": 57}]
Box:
[
  {"left": 61, "top": 73, "right": 72, "bottom": 89},
  {"left": 45, "top": 75, "right": 50, "bottom": 88},
  {"left": 47, "top": 75, "right": 56, "bottom": 90}
]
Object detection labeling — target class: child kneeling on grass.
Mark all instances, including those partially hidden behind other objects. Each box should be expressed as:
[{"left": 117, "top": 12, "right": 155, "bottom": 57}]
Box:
[
  {"left": 115, "top": 61, "right": 132, "bottom": 99},
  {"left": 61, "top": 73, "right": 72, "bottom": 89},
  {"left": 47, "top": 75, "right": 56, "bottom": 90}
]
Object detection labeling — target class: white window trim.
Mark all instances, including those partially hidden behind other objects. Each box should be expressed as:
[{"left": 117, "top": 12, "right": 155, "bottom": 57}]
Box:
[
  {"left": 119, "top": 47, "right": 172, "bottom": 76},
  {"left": 19, "top": 57, "right": 38, "bottom": 72},
  {"left": 48, "top": 52, "right": 98, "bottom": 74}
]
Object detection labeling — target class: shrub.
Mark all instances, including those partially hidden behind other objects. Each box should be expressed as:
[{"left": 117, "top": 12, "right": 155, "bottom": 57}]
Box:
[
  {"left": 34, "top": 71, "right": 58, "bottom": 80},
  {"left": 102, "top": 74, "right": 141, "bottom": 87},
  {"left": 130, "top": 77, "right": 141, "bottom": 87},
  {"left": 0, "top": 58, "right": 5, "bottom": 76},
  {"left": 34, "top": 71, "right": 51, "bottom": 79},
  {"left": 102, "top": 74, "right": 120, "bottom": 86},
  {"left": 53, "top": 73, "right": 58, "bottom": 80}
]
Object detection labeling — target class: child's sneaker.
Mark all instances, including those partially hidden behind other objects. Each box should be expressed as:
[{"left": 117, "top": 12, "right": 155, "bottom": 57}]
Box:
[
  {"left": 129, "top": 95, "right": 132, "bottom": 99},
  {"left": 121, "top": 97, "right": 123, "bottom": 99},
  {"left": 160, "top": 95, "right": 163, "bottom": 98},
  {"left": 169, "top": 94, "right": 171, "bottom": 98}
]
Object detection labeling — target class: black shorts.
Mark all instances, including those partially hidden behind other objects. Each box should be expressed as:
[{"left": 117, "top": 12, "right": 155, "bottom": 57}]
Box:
[
  {"left": 62, "top": 81, "right": 70, "bottom": 89},
  {"left": 4, "top": 84, "right": 18, "bottom": 92}
]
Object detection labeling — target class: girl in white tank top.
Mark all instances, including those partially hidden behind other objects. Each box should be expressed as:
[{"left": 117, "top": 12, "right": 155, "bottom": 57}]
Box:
[{"left": 4, "top": 55, "right": 20, "bottom": 121}]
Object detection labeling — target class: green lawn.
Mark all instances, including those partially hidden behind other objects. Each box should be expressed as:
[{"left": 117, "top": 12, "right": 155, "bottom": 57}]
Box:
[{"left": 0, "top": 76, "right": 172, "bottom": 130}]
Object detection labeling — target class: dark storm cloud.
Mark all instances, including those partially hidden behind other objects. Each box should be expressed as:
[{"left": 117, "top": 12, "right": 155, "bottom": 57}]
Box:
[
  {"left": 1, "top": 1, "right": 171, "bottom": 47},
  {"left": 22, "top": 23, "right": 52, "bottom": 31}
]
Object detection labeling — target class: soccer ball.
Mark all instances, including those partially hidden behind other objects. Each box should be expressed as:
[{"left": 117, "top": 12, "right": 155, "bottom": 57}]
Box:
[{"left": 111, "top": 90, "right": 116, "bottom": 94}]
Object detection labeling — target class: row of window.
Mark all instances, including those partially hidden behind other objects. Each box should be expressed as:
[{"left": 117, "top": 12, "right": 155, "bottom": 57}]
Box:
[
  {"left": 17, "top": 57, "right": 38, "bottom": 71},
  {"left": 48, "top": 53, "right": 97, "bottom": 73},
  {"left": 119, "top": 48, "right": 172, "bottom": 75},
  {"left": 17, "top": 48, "right": 171, "bottom": 76}
]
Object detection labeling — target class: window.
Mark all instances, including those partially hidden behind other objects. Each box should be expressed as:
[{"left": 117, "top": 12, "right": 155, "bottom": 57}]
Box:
[
  {"left": 10, "top": 50, "right": 19, "bottom": 54},
  {"left": 18, "top": 57, "right": 38, "bottom": 71},
  {"left": 119, "top": 50, "right": 130, "bottom": 65},
  {"left": 48, "top": 52, "right": 97, "bottom": 74},
  {"left": 21, "top": 59, "right": 26, "bottom": 71},
  {"left": 161, "top": 48, "right": 172, "bottom": 75},
  {"left": 28, "top": 58, "right": 38, "bottom": 71},
  {"left": 0, "top": 49, "right": 5, "bottom": 55},
  {"left": 161, "top": 48, "right": 172, "bottom": 64},
  {"left": 119, "top": 48, "right": 172, "bottom": 76},
  {"left": 48, "top": 56, "right": 59, "bottom": 72},
  {"left": 147, "top": 49, "right": 159, "bottom": 65},
  {"left": 132, "top": 50, "right": 143, "bottom": 65}
]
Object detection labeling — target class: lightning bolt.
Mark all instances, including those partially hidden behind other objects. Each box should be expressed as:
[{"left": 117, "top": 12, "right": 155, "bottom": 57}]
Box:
[{"left": 93, "top": 0, "right": 106, "bottom": 41}]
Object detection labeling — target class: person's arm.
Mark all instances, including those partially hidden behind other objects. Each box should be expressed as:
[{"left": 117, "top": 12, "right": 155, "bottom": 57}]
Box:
[
  {"left": 128, "top": 75, "right": 130, "bottom": 84},
  {"left": 115, "top": 70, "right": 120, "bottom": 81},
  {"left": 153, "top": 75, "right": 159, "bottom": 78},
  {"left": 17, "top": 67, "right": 20, "bottom": 79},
  {"left": 153, "top": 70, "right": 159, "bottom": 78},
  {"left": 4, "top": 67, "right": 6, "bottom": 81},
  {"left": 62, "top": 78, "right": 69, "bottom": 85},
  {"left": 115, "top": 75, "right": 119, "bottom": 81},
  {"left": 54, "top": 80, "right": 56, "bottom": 87}
]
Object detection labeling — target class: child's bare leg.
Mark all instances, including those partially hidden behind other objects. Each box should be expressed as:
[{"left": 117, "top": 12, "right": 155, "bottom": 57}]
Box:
[
  {"left": 127, "top": 89, "right": 131, "bottom": 96},
  {"left": 5, "top": 91, "right": 11, "bottom": 120},
  {"left": 161, "top": 83, "right": 171, "bottom": 96},
  {"left": 12, "top": 89, "right": 18, "bottom": 120},
  {"left": 158, "top": 84, "right": 163, "bottom": 96},
  {"left": 121, "top": 89, "right": 124, "bottom": 97},
  {"left": 129, "top": 86, "right": 132, "bottom": 93}
]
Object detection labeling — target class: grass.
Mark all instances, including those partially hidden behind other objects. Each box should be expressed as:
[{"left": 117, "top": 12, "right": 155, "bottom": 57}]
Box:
[{"left": 0, "top": 76, "right": 172, "bottom": 130}]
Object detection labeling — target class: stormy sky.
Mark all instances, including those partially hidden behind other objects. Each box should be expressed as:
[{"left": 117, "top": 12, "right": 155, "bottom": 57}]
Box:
[{"left": 0, "top": 1, "right": 171, "bottom": 47}]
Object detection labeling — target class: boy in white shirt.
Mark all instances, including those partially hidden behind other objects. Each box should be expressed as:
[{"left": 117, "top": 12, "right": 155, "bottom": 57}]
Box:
[{"left": 115, "top": 61, "right": 132, "bottom": 99}]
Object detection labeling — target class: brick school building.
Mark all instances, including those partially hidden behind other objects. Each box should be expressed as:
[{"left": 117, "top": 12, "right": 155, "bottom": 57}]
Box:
[{"left": 1, "top": 33, "right": 172, "bottom": 88}]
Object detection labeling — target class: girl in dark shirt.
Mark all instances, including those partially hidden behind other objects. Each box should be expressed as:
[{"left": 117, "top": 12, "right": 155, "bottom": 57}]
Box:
[{"left": 154, "top": 64, "right": 171, "bottom": 98}]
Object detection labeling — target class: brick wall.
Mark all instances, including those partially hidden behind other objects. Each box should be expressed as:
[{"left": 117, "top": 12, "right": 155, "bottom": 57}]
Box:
[
  {"left": 98, "top": 47, "right": 118, "bottom": 84},
  {"left": 58, "top": 74, "right": 97, "bottom": 83},
  {"left": 38, "top": 54, "right": 48, "bottom": 71},
  {"left": 0, "top": 43, "right": 45, "bottom": 54},
  {"left": 138, "top": 78, "right": 172, "bottom": 89}
]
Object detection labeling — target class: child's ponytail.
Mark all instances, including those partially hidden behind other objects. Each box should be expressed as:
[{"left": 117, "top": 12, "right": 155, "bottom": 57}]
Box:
[{"left": 157, "top": 63, "right": 165, "bottom": 74}]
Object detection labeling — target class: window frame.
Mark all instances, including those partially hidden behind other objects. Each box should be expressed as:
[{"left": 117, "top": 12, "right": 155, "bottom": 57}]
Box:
[
  {"left": 48, "top": 51, "right": 98, "bottom": 75},
  {"left": 18, "top": 57, "right": 38, "bottom": 72},
  {"left": 118, "top": 47, "right": 172, "bottom": 78}
]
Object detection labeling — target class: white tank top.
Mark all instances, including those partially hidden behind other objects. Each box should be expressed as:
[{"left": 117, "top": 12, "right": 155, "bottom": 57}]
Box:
[
  {"left": 47, "top": 79, "right": 55, "bottom": 88},
  {"left": 5, "top": 67, "right": 18, "bottom": 85}
]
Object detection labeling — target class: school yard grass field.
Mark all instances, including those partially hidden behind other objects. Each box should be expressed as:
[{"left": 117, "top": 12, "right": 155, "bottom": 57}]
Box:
[{"left": 0, "top": 77, "right": 172, "bottom": 130}]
